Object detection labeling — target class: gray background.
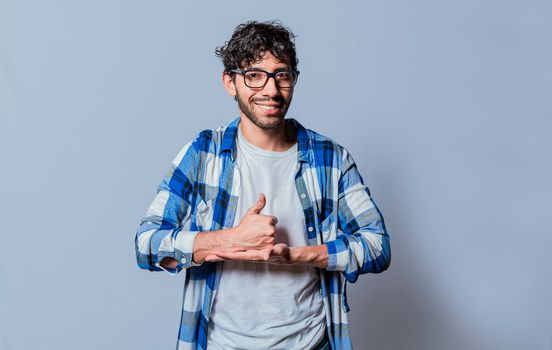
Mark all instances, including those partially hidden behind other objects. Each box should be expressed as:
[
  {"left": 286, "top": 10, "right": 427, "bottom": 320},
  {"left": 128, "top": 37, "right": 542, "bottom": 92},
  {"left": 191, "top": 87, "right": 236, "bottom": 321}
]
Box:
[{"left": 1, "top": 1, "right": 551, "bottom": 349}]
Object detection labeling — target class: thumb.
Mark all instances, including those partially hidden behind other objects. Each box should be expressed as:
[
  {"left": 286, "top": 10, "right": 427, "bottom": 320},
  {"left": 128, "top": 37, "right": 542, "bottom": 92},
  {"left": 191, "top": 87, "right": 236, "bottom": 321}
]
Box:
[{"left": 248, "top": 193, "right": 266, "bottom": 215}]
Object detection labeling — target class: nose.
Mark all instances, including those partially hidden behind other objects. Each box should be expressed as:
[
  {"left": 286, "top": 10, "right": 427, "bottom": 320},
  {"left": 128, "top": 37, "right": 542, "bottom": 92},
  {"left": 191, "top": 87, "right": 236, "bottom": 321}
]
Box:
[{"left": 260, "top": 75, "right": 280, "bottom": 97}]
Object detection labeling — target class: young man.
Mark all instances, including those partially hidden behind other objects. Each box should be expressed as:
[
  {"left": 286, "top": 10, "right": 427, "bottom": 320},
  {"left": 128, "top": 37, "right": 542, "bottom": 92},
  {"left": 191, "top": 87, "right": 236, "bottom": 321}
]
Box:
[{"left": 135, "top": 21, "right": 391, "bottom": 350}]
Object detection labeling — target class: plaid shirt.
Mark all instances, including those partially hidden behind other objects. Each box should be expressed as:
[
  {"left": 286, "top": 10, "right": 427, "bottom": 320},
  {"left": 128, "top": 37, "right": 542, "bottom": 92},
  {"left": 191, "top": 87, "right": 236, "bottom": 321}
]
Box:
[{"left": 135, "top": 117, "right": 391, "bottom": 350}]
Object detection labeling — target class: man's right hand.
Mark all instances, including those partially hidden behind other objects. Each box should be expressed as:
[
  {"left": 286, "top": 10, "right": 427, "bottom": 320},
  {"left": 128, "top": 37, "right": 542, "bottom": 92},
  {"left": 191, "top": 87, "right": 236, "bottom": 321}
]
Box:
[
  {"left": 187, "top": 193, "right": 278, "bottom": 266},
  {"left": 229, "top": 193, "right": 278, "bottom": 251}
]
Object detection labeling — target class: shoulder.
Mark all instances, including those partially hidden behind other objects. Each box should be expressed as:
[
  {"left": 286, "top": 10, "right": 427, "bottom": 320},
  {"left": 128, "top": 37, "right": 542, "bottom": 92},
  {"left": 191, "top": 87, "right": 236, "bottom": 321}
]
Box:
[
  {"left": 189, "top": 119, "right": 236, "bottom": 154},
  {"left": 293, "top": 119, "right": 351, "bottom": 168},
  {"left": 196, "top": 119, "right": 230, "bottom": 144},
  {"left": 307, "top": 128, "right": 345, "bottom": 151},
  {"left": 191, "top": 128, "right": 220, "bottom": 153},
  {"left": 172, "top": 120, "right": 234, "bottom": 167}
]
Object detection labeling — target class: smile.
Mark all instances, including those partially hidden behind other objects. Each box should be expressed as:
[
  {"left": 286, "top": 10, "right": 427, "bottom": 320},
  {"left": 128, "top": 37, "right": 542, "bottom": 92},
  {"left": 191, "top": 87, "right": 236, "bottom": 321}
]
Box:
[{"left": 254, "top": 103, "right": 281, "bottom": 110}]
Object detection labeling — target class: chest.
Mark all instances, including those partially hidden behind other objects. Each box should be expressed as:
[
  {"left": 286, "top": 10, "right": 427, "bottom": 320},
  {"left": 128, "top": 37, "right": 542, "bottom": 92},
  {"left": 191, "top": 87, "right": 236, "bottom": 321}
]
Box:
[{"left": 189, "top": 152, "right": 339, "bottom": 244}]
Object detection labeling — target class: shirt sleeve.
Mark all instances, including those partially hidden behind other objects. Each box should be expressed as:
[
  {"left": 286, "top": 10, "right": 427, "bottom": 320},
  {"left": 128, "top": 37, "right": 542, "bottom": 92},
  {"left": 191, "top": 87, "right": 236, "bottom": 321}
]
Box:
[
  {"left": 325, "top": 149, "right": 391, "bottom": 282},
  {"left": 134, "top": 141, "right": 202, "bottom": 275}
]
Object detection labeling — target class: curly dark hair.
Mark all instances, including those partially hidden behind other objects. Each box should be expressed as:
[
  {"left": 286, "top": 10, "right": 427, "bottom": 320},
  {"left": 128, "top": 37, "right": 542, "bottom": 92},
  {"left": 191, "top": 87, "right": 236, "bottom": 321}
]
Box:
[{"left": 215, "top": 20, "right": 298, "bottom": 73}]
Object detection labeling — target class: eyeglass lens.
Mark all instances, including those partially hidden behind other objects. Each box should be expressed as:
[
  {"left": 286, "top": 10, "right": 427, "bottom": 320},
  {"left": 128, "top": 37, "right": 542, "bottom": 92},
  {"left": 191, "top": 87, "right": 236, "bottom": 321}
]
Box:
[{"left": 244, "top": 71, "right": 296, "bottom": 88}]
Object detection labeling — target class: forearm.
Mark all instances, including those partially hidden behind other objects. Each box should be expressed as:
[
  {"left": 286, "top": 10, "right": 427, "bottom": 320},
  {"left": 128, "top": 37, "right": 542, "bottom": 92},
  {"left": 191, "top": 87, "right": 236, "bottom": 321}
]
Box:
[
  {"left": 135, "top": 219, "right": 198, "bottom": 272},
  {"left": 325, "top": 231, "right": 391, "bottom": 280},
  {"left": 289, "top": 245, "right": 328, "bottom": 269},
  {"left": 160, "top": 229, "right": 233, "bottom": 268},
  {"left": 191, "top": 229, "right": 238, "bottom": 264}
]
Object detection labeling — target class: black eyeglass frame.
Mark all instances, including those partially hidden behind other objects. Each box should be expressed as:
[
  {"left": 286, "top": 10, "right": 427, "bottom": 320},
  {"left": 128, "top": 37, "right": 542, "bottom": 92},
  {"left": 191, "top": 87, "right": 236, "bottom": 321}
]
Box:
[{"left": 229, "top": 68, "right": 300, "bottom": 89}]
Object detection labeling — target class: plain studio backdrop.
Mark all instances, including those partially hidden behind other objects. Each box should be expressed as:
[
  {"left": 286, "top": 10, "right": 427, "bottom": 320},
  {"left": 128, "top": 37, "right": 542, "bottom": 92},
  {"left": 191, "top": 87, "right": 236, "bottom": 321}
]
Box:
[{"left": 1, "top": 1, "right": 550, "bottom": 349}]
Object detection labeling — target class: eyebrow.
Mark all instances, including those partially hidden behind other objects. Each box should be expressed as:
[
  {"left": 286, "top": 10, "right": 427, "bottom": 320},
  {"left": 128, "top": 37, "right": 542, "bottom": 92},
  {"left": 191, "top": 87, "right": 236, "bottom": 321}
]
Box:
[{"left": 245, "top": 67, "right": 291, "bottom": 72}]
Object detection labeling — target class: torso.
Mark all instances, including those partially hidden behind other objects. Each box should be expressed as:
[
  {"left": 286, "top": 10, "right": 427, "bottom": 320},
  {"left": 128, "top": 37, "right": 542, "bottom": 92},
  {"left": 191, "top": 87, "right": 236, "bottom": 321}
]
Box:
[{"left": 206, "top": 127, "right": 326, "bottom": 350}]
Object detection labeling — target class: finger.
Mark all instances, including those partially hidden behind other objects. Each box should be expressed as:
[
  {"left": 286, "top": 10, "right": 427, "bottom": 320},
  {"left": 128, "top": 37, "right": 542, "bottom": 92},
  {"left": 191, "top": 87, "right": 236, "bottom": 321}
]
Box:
[
  {"left": 269, "top": 244, "right": 289, "bottom": 257},
  {"left": 256, "top": 214, "right": 278, "bottom": 226},
  {"left": 205, "top": 254, "right": 225, "bottom": 262},
  {"left": 248, "top": 193, "right": 266, "bottom": 215},
  {"left": 207, "top": 250, "right": 241, "bottom": 260},
  {"left": 208, "top": 251, "right": 242, "bottom": 260},
  {"left": 216, "top": 249, "right": 268, "bottom": 261}
]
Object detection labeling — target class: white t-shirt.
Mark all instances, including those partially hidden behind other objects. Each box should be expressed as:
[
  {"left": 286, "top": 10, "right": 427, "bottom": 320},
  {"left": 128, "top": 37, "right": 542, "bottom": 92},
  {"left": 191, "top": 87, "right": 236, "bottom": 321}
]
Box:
[{"left": 206, "top": 127, "right": 326, "bottom": 350}]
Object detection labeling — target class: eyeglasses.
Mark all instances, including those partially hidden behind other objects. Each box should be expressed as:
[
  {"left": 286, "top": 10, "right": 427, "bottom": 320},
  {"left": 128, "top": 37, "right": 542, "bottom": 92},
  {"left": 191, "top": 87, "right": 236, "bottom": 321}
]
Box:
[{"left": 230, "top": 68, "right": 300, "bottom": 89}]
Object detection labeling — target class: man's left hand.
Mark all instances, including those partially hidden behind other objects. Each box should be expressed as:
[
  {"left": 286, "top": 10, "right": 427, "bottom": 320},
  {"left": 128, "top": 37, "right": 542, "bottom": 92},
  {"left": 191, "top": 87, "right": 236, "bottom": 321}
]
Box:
[{"left": 205, "top": 243, "right": 291, "bottom": 264}]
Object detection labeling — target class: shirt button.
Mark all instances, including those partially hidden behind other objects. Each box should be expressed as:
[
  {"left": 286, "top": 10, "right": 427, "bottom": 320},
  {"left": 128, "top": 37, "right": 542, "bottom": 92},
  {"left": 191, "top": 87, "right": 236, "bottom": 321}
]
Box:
[
  {"left": 308, "top": 226, "right": 314, "bottom": 232},
  {"left": 301, "top": 193, "right": 307, "bottom": 199},
  {"left": 181, "top": 257, "right": 187, "bottom": 264}
]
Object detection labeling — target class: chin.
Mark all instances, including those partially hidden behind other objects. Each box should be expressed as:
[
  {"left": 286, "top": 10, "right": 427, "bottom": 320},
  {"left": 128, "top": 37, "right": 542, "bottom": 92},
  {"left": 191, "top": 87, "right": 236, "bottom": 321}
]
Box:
[{"left": 254, "top": 114, "right": 286, "bottom": 130}]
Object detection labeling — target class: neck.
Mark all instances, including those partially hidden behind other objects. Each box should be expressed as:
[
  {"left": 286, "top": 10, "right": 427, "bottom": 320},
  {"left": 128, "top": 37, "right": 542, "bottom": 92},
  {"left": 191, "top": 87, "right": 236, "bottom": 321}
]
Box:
[{"left": 239, "top": 115, "right": 296, "bottom": 152}]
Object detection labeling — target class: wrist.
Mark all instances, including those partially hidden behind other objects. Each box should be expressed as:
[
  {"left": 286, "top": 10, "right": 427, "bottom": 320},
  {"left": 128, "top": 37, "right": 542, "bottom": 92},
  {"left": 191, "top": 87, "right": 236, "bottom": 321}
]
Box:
[
  {"left": 289, "top": 245, "right": 328, "bottom": 269},
  {"left": 192, "top": 229, "right": 233, "bottom": 264},
  {"left": 221, "top": 227, "right": 238, "bottom": 251},
  {"left": 288, "top": 246, "right": 301, "bottom": 263}
]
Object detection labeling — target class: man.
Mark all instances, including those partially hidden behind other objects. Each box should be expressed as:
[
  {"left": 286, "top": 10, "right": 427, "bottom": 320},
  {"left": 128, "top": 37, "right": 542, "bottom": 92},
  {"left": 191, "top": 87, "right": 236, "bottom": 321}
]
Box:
[{"left": 135, "top": 21, "right": 391, "bottom": 350}]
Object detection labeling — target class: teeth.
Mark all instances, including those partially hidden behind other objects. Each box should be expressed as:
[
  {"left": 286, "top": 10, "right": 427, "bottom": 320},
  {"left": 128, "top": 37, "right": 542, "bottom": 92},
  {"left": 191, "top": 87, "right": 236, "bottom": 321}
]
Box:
[{"left": 256, "top": 104, "right": 279, "bottom": 110}]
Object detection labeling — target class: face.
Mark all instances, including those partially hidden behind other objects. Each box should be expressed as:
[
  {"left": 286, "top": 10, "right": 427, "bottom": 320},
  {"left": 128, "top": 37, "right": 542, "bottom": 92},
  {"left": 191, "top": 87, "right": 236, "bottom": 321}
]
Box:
[{"left": 223, "top": 52, "right": 294, "bottom": 130}]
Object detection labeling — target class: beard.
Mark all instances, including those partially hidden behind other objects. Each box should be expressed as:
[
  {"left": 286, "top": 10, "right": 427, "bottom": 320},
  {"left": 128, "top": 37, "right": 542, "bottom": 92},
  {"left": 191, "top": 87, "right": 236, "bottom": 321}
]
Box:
[{"left": 235, "top": 91, "right": 292, "bottom": 130}]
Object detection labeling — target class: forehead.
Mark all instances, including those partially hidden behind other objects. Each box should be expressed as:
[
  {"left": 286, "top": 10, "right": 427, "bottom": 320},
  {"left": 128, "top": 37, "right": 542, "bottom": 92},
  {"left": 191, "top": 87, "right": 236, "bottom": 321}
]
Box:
[{"left": 245, "top": 51, "right": 290, "bottom": 70}]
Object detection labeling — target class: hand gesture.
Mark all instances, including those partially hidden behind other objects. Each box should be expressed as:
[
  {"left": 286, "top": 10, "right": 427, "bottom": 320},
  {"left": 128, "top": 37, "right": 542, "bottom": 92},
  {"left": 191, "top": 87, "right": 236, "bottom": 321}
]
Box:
[
  {"left": 205, "top": 243, "right": 291, "bottom": 265},
  {"left": 229, "top": 193, "right": 278, "bottom": 251}
]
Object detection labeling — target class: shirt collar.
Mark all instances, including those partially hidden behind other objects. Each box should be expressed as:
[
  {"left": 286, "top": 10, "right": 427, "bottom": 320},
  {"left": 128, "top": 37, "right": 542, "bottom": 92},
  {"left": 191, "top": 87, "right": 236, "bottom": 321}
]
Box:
[
  {"left": 288, "top": 118, "right": 314, "bottom": 165},
  {"left": 220, "top": 117, "right": 314, "bottom": 165}
]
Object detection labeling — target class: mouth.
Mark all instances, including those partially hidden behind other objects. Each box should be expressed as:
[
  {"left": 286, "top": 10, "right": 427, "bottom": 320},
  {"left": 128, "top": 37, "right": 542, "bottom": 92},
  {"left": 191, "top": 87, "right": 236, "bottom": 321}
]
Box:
[
  {"left": 253, "top": 102, "right": 284, "bottom": 115},
  {"left": 255, "top": 103, "right": 281, "bottom": 110}
]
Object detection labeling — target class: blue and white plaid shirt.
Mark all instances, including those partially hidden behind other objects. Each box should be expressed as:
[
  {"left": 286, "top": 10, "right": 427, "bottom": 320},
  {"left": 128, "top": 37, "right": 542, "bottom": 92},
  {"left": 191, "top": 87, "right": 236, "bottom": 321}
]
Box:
[{"left": 135, "top": 117, "right": 391, "bottom": 350}]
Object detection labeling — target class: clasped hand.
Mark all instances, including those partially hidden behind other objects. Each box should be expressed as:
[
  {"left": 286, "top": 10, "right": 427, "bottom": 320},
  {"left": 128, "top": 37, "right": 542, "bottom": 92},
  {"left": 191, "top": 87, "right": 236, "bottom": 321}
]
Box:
[{"left": 205, "top": 193, "right": 291, "bottom": 264}]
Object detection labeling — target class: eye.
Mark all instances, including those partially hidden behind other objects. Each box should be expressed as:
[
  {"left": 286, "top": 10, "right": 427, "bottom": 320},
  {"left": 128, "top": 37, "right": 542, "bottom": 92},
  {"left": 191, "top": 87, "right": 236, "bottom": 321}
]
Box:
[
  {"left": 276, "top": 71, "right": 291, "bottom": 80},
  {"left": 245, "top": 71, "right": 264, "bottom": 81}
]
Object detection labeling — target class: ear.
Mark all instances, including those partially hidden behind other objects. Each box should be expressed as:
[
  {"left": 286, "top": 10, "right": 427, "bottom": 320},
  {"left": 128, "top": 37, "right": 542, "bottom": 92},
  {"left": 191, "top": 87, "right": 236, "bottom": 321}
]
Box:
[{"left": 222, "top": 72, "right": 236, "bottom": 97}]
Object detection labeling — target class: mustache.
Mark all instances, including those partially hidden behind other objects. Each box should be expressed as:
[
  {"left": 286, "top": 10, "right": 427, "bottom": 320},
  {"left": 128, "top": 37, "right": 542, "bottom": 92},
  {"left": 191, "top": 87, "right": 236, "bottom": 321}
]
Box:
[{"left": 250, "top": 96, "right": 284, "bottom": 104}]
